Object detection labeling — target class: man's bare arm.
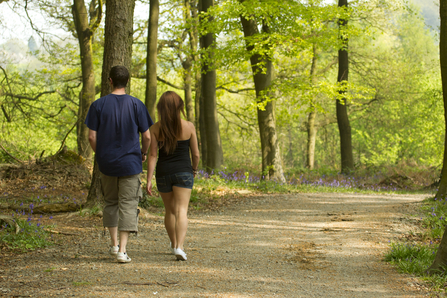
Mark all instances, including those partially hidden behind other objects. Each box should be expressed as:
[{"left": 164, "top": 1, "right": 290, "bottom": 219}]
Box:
[
  {"left": 88, "top": 129, "right": 97, "bottom": 152},
  {"left": 141, "top": 129, "right": 151, "bottom": 162}
]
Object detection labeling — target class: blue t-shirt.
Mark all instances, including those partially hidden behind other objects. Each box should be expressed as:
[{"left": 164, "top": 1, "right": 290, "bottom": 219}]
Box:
[{"left": 85, "top": 94, "right": 153, "bottom": 177}]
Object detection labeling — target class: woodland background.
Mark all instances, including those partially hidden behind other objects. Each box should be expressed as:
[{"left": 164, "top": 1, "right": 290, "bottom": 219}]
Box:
[{"left": 0, "top": 0, "right": 442, "bottom": 179}]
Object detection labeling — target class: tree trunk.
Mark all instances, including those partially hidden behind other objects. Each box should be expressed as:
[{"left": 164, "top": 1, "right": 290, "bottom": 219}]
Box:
[
  {"left": 427, "top": 0, "right": 447, "bottom": 274},
  {"left": 307, "top": 108, "right": 317, "bottom": 169},
  {"left": 182, "top": 0, "right": 194, "bottom": 122},
  {"left": 198, "top": 76, "right": 207, "bottom": 168},
  {"left": 183, "top": 59, "right": 194, "bottom": 122},
  {"left": 240, "top": 14, "right": 285, "bottom": 182},
  {"left": 200, "top": 0, "right": 223, "bottom": 170},
  {"left": 145, "top": 0, "right": 159, "bottom": 119},
  {"left": 86, "top": 0, "right": 135, "bottom": 207},
  {"left": 100, "top": 0, "right": 135, "bottom": 97},
  {"left": 191, "top": 0, "right": 204, "bottom": 166},
  {"left": 306, "top": 44, "right": 318, "bottom": 170},
  {"left": 336, "top": 0, "right": 354, "bottom": 174},
  {"left": 72, "top": 0, "right": 102, "bottom": 160}
]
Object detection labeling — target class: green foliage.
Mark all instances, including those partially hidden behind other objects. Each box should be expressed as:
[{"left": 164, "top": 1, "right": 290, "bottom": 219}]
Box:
[
  {"left": 79, "top": 205, "right": 102, "bottom": 217},
  {"left": 421, "top": 197, "right": 447, "bottom": 240},
  {"left": 0, "top": 0, "right": 443, "bottom": 179},
  {"left": 1, "top": 218, "right": 53, "bottom": 252},
  {"left": 139, "top": 191, "right": 164, "bottom": 209},
  {"left": 385, "top": 195, "right": 447, "bottom": 293},
  {"left": 385, "top": 242, "right": 437, "bottom": 275}
]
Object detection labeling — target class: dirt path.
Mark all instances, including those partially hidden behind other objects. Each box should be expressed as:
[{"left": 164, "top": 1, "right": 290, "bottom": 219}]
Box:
[{"left": 1, "top": 192, "right": 431, "bottom": 297}]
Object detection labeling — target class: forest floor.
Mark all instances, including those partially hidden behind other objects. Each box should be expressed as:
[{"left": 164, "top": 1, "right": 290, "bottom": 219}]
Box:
[{"left": 0, "top": 181, "right": 435, "bottom": 297}]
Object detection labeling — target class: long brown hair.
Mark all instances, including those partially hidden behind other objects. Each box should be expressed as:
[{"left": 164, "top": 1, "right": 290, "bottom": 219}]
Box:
[{"left": 157, "top": 91, "right": 186, "bottom": 154}]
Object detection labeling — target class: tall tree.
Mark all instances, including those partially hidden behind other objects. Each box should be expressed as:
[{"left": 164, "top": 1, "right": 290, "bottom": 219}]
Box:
[
  {"left": 200, "top": 0, "right": 223, "bottom": 170},
  {"left": 240, "top": 5, "right": 285, "bottom": 182},
  {"left": 72, "top": 0, "right": 102, "bottom": 160},
  {"left": 145, "top": 0, "right": 159, "bottom": 119},
  {"left": 86, "top": 0, "right": 135, "bottom": 206},
  {"left": 189, "top": 0, "right": 203, "bottom": 157},
  {"left": 336, "top": 0, "right": 354, "bottom": 173},
  {"left": 427, "top": 0, "right": 447, "bottom": 274},
  {"left": 306, "top": 44, "right": 318, "bottom": 170},
  {"left": 182, "top": 0, "right": 195, "bottom": 123}
]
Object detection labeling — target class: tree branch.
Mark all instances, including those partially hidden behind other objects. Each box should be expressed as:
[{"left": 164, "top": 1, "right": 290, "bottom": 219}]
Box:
[
  {"left": 216, "top": 86, "right": 255, "bottom": 94},
  {"left": 3, "top": 91, "right": 57, "bottom": 101},
  {"left": 134, "top": 74, "right": 185, "bottom": 90},
  {"left": 56, "top": 120, "right": 79, "bottom": 154},
  {"left": 89, "top": 0, "right": 103, "bottom": 33},
  {"left": 0, "top": 143, "right": 24, "bottom": 164},
  {"left": 1, "top": 105, "right": 11, "bottom": 122}
]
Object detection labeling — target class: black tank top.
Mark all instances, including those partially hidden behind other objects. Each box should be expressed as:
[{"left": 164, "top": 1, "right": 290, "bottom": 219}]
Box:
[{"left": 156, "top": 139, "right": 192, "bottom": 177}]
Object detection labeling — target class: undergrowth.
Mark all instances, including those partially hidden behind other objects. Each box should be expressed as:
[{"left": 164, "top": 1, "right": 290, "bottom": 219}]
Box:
[
  {"left": 0, "top": 203, "right": 54, "bottom": 252},
  {"left": 385, "top": 196, "right": 447, "bottom": 294},
  {"left": 139, "top": 165, "right": 436, "bottom": 211}
]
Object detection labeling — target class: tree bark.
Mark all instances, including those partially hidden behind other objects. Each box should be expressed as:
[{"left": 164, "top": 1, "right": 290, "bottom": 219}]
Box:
[
  {"left": 240, "top": 13, "right": 285, "bottom": 182},
  {"left": 183, "top": 59, "right": 194, "bottom": 122},
  {"left": 336, "top": 0, "right": 354, "bottom": 174},
  {"left": 200, "top": 0, "right": 223, "bottom": 170},
  {"left": 191, "top": 0, "right": 204, "bottom": 166},
  {"left": 86, "top": 0, "right": 135, "bottom": 207},
  {"left": 307, "top": 108, "right": 317, "bottom": 169},
  {"left": 427, "top": 0, "right": 447, "bottom": 274},
  {"left": 145, "top": 0, "right": 159, "bottom": 119},
  {"left": 100, "top": 0, "right": 135, "bottom": 97},
  {"left": 72, "top": 0, "right": 102, "bottom": 160},
  {"left": 307, "top": 44, "right": 318, "bottom": 170},
  {"left": 183, "top": 0, "right": 194, "bottom": 122}
]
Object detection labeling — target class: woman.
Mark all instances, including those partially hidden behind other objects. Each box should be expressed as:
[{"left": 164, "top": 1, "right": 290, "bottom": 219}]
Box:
[{"left": 146, "top": 91, "right": 200, "bottom": 261}]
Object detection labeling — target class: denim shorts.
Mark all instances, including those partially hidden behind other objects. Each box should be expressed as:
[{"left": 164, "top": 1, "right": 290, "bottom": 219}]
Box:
[{"left": 156, "top": 172, "right": 194, "bottom": 193}]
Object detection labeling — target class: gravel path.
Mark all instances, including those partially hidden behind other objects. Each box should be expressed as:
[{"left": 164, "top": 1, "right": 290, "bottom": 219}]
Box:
[{"left": 1, "top": 192, "right": 431, "bottom": 297}]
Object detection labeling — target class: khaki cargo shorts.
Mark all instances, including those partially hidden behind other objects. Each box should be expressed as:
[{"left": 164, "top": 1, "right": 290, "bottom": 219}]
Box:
[{"left": 100, "top": 172, "right": 142, "bottom": 232}]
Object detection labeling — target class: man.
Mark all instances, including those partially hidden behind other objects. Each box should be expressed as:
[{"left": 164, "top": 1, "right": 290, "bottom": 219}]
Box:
[{"left": 85, "top": 65, "right": 153, "bottom": 263}]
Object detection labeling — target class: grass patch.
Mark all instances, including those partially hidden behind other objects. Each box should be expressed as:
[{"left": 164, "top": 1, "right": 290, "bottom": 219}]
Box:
[
  {"left": 385, "top": 241, "right": 447, "bottom": 292},
  {"left": 420, "top": 197, "right": 447, "bottom": 240},
  {"left": 79, "top": 205, "right": 102, "bottom": 217},
  {"left": 385, "top": 196, "right": 447, "bottom": 294},
  {"left": 385, "top": 242, "right": 437, "bottom": 274},
  {"left": 1, "top": 217, "right": 53, "bottom": 252}
]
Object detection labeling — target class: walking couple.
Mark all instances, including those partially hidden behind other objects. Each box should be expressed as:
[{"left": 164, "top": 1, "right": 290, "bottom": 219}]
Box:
[{"left": 85, "top": 66, "right": 200, "bottom": 263}]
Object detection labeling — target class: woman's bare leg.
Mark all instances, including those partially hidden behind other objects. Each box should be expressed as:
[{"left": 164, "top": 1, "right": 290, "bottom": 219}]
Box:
[
  {"left": 160, "top": 191, "right": 176, "bottom": 248},
  {"left": 171, "top": 186, "right": 191, "bottom": 250}
]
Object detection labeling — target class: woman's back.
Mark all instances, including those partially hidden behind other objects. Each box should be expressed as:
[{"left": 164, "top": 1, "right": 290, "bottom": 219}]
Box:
[{"left": 154, "top": 120, "right": 194, "bottom": 177}]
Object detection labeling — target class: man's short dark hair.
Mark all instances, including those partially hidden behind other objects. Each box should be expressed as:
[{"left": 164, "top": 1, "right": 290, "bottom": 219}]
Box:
[{"left": 109, "top": 66, "right": 129, "bottom": 88}]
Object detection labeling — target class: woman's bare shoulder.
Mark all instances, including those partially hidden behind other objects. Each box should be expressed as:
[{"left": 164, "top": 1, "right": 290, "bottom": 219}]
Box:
[
  {"left": 150, "top": 122, "right": 160, "bottom": 136},
  {"left": 181, "top": 119, "right": 195, "bottom": 138},
  {"left": 150, "top": 122, "right": 160, "bottom": 130}
]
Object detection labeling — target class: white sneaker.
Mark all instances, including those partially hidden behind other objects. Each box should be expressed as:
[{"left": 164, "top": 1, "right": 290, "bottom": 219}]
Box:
[
  {"left": 109, "top": 245, "right": 119, "bottom": 256},
  {"left": 170, "top": 242, "right": 175, "bottom": 255},
  {"left": 174, "top": 248, "right": 187, "bottom": 261},
  {"left": 117, "top": 252, "right": 131, "bottom": 263}
]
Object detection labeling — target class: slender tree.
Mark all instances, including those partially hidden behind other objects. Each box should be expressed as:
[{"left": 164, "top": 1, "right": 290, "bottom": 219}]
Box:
[
  {"left": 72, "top": 0, "right": 102, "bottom": 160},
  {"left": 427, "top": 0, "right": 447, "bottom": 274},
  {"left": 200, "top": 0, "right": 223, "bottom": 170},
  {"left": 240, "top": 6, "right": 285, "bottom": 182},
  {"left": 307, "top": 44, "right": 318, "bottom": 170},
  {"left": 86, "top": 0, "right": 135, "bottom": 206},
  {"left": 182, "top": 0, "right": 195, "bottom": 122},
  {"left": 336, "top": 0, "right": 354, "bottom": 173},
  {"left": 145, "top": 0, "right": 159, "bottom": 119},
  {"left": 189, "top": 0, "right": 203, "bottom": 157}
]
